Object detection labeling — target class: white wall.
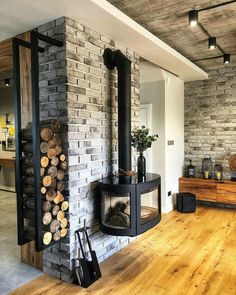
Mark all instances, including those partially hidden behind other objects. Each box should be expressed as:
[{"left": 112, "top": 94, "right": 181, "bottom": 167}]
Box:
[
  {"left": 140, "top": 62, "right": 184, "bottom": 213},
  {"left": 140, "top": 81, "right": 166, "bottom": 211},
  {"left": 163, "top": 72, "right": 184, "bottom": 212}
]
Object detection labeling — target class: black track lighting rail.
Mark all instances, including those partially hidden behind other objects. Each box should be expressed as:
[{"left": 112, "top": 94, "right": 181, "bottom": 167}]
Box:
[
  {"left": 192, "top": 53, "right": 232, "bottom": 63},
  {"left": 188, "top": 1, "right": 235, "bottom": 64},
  {"left": 198, "top": 23, "right": 225, "bottom": 54},
  {"left": 198, "top": 23, "right": 210, "bottom": 38},
  {"left": 0, "top": 78, "right": 13, "bottom": 83},
  {"left": 192, "top": 55, "right": 224, "bottom": 62},
  {"left": 198, "top": 0, "right": 236, "bottom": 12}
]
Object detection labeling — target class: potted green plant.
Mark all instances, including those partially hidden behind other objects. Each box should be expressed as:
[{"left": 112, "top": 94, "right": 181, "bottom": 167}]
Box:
[{"left": 131, "top": 126, "right": 158, "bottom": 177}]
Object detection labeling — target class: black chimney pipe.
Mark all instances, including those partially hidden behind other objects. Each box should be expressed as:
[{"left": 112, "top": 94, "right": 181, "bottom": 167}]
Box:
[{"left": 103, "top": 48, "right": 131, "bottom": 172}]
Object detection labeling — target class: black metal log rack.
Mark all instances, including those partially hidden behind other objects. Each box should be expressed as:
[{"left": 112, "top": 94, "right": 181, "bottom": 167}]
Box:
[{"left": 13, "top": 31, "right": 67, "bottom": 251}]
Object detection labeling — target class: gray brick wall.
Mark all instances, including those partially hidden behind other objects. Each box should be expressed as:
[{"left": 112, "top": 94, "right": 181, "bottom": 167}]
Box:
[
  {"left": 38, "top": 17, "right": 140, "bottom": 282},
  {"left": 184, "top": 67, "right": 236, "bottom": 179},
  {"left": 38, "top": 17, "right": 70, "bottom": 281}
]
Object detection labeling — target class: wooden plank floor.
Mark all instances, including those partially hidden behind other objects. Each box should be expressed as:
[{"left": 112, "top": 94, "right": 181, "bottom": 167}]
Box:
[{"left": 10, "top": 206, "right": 236, "bottom": 295}]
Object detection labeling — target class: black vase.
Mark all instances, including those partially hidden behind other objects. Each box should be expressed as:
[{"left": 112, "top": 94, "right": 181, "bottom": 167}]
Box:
[{"left": 137, "top": 152, "right": 146, "bottom": 177}]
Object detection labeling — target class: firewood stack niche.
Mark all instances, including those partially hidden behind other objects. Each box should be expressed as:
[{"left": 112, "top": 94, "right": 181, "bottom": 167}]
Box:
[{"left": 22, "top": 119, "right": 69, "bottom": 247}]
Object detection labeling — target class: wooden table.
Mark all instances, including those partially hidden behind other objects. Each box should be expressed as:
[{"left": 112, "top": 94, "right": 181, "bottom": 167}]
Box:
[
  {"left": 179, "top": 177, "right": 236, "bottom": 205},
  {"left": 0, "top": 158, "right": 15, "bottom": 169}
]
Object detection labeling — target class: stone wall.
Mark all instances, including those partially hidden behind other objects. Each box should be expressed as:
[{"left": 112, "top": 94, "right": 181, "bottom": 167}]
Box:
[
  {"left": 38, "top": 17, "right": 140, "bottom": 282},
  {"left": 184, "top": 67, "right": 236, "bottom": 178}
]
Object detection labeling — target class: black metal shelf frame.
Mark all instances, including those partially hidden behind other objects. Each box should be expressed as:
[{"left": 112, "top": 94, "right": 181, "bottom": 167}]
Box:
[{"left": 13, "top": 31, "right": 63, "bottom": 251}]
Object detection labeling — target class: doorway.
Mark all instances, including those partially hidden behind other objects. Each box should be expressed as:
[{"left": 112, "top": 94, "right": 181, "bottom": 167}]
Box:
[
  {"left": 0, "top": 37, "right": 42, "bottom": 294},
  {"left": 139, "top": 59, "right": 184, "bottom": 213}
]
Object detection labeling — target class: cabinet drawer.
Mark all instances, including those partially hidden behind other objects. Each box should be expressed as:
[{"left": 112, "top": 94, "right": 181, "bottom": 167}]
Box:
[
  {"left": 179, "top": 178, "right": 236, "bottom": 205},
  {"left": 217, "top": 184, "right": 236, "bottom": 204},
  {"left": 179, "top": 180, "right": 217, "bottom": 202}
]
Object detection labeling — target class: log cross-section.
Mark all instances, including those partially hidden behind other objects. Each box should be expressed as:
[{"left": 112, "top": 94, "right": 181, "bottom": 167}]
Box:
[{"left": 22, "top": 119, "right": 68, "bottom": 248}]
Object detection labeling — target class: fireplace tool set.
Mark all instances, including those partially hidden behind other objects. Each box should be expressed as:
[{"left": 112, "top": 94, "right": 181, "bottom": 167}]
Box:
[{"left": 75, "top": 221, "right": 101, "bottom": 288}]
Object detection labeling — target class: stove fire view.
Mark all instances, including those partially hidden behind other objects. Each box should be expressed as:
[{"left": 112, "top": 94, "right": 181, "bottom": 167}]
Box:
[
  {"left": 98, "top": 48, "right": 161, "bottom": 236},
  {"left": 99, "top": 174, "right": 161, "bottom": 236}
]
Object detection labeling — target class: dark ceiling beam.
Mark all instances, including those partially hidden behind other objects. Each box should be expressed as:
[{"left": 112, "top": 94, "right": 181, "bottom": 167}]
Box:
[
  {"left": 192, "top": 55, "right": 223, "bottom": 62},
  {"left": 198, "top": 0, "right": 236, "bottom": 12}
]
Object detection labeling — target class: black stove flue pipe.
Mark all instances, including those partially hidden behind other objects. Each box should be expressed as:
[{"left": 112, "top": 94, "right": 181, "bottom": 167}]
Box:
[{"left": 103, "top": 48, "right": 131, "bottom": 172}]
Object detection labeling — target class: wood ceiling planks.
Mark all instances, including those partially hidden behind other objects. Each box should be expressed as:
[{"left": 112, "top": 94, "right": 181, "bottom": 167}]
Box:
[
  {"left": 0, "top": 38, "right": 13, "bottom": 78},
  {"left": 108, "top": 0, "right": 236, "bottom": 70},
  {"left": 0, "top": 32, "right": 30, "bottom": 82}
]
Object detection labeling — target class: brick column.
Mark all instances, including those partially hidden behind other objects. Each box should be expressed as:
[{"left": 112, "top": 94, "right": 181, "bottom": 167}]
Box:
[{"left": 38, "top": 17, "right": 140, "bottom": 282}]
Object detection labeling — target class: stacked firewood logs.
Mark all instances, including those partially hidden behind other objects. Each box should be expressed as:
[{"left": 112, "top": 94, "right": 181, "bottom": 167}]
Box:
[{"left": 22, "top": 119, "right": 68, "bottom": 246}]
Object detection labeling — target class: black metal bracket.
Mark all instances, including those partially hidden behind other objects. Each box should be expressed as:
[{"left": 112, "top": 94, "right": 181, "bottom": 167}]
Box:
[
  {"left": 13, "top": 31, "right": 64, "bottom": 251},
  {"left": 13, "top": 38, "right": 45, "bottom": 53},
  {"left": 33, "top": 31, "right": 63, "bottom": 48},
  {"left": 103, "top": 48, "right": 117, "bottom": 70}
]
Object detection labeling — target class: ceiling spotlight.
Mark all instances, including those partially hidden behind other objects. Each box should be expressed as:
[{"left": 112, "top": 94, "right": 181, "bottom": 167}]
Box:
[
  {"left": 4, "top": 78, "right": 10, "bottom": 87},
  {"left": 189, "top": 10, "right": 198, "bottom": 27},
  {"left": 224, "top": 54, "right": 230, "bottom": 64},
  {"left": 208, "top": 37, "right": 216, "bottom": 50}
]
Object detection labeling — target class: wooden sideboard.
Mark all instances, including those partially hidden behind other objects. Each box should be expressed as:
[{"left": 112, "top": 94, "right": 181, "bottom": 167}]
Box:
[{"left": 179, "top": 177, "right": 236, "bottom": 205}]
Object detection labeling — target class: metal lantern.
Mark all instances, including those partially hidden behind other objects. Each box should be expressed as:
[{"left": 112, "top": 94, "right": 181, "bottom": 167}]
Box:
[
  {"left": 214, "top": 164, "right": 223, "bottom": 180},
  {"left": 202, "top": 155, "right": 213, "bottom": 179}
]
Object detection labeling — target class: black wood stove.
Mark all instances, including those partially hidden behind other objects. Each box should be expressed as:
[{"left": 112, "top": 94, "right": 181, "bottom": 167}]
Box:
[
  {"left": 98, "top": 48, "right": 161, "bottom": 236},
  {"left": 99, "top": 174, "right": 161, "bottom": 236}
]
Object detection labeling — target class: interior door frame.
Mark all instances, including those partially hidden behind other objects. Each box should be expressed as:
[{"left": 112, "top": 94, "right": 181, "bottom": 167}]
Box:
[{"left": 139, "top": 103, "right": 152, "bottom": 173}]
